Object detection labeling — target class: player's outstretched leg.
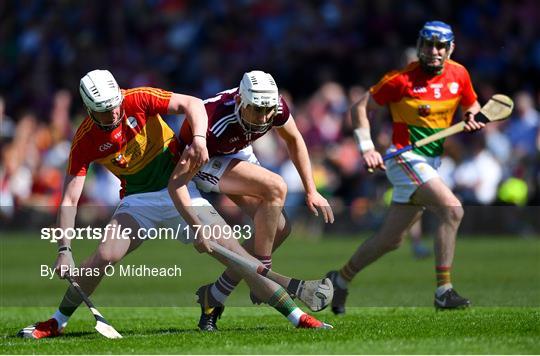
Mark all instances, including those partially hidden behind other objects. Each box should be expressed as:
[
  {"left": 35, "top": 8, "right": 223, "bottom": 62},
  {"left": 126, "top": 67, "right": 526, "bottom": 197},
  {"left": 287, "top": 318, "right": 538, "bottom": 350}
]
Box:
[{"left": 197, "top": 233, "right": 333, "bottom": 331}]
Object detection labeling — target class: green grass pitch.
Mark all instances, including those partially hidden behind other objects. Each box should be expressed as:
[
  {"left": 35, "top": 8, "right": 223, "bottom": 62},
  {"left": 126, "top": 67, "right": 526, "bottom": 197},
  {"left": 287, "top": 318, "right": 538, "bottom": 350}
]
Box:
[{"left": 1, "top": 233, "right": 539, "bottom": 354}]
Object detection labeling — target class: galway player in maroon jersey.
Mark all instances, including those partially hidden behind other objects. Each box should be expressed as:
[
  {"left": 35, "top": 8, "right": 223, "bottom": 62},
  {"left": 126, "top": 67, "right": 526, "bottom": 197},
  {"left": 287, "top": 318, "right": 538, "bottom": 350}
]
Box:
[
  {"left": 18, "top": 70, "right": 332, "bottom": 339},
  {"left": 179, "top": 70, "right": 335, "bottom": 331}
]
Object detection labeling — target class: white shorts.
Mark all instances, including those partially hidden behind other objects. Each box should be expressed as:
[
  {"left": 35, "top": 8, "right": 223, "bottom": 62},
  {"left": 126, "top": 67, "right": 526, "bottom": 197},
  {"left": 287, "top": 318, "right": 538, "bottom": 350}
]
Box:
[
  {"left": 193, "top": 145, "right": 260, "bottom": 193},
  {"left": 113, "top": 182, "right": 223, "bottom": 244},
  {"left": 385, "top": 147, "right": 441, "bottom": 203}
]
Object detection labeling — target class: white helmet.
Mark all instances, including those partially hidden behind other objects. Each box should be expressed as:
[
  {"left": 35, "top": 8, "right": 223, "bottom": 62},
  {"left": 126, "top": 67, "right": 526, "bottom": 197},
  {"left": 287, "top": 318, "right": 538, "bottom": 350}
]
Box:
[
  {"left": 80, "top": 69, "right": 123, "bottom": 113},
  {"left": 236, "top": 70, "right": 279, "bottom": 133}
]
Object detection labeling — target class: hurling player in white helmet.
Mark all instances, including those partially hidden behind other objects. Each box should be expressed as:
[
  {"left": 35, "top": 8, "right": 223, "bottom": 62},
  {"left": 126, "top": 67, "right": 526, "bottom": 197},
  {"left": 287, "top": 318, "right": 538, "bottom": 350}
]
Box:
[
  {"left": 18, "top": 69, "right": 332, "bottom": 339},
  {"left": 235, "top": 70, "right": 280, "bottom": 135},
  {"left": 17, "top": 69, "right": 210, "bottom": 339},
  {"left": 79, "top": 69, "right": 124, "bottom": 130},
  {"left": 178, "top": 70, "right": 335, "bottom": 331},
  {"left": 327, "top": 21, "right": 484, "bottom": 315}
]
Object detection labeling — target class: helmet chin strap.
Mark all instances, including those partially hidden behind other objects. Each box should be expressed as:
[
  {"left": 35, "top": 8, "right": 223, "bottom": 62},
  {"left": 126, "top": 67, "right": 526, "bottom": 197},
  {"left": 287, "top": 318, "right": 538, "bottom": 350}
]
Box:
[{"left": 88, "top": 108, "right": 125, "bottom": 131}]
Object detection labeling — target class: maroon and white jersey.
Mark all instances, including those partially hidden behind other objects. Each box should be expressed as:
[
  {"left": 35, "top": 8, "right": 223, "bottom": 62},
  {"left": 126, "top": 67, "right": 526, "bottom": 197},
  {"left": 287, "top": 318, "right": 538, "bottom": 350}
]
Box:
[{"left": 179, "top": 88, "right": 290, "bottom": 156}]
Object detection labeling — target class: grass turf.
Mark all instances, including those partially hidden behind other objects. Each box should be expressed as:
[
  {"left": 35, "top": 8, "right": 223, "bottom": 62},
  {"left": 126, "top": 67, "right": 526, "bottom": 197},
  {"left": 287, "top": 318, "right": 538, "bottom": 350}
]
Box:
[{"left": 1, "top": 234, "right": 539, "bottom": 353}]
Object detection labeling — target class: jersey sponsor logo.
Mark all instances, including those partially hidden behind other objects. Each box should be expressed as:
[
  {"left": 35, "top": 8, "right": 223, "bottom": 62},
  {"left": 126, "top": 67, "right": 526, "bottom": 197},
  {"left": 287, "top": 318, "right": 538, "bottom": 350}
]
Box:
[
  {"left": 114, "top": 131, "right": 122, "bottom": 139},
  {"left": 99, "top": 142, "right": 113, "bottom": 152},
  {"left": 229, "top": 136, "right": 239, "bottom": 143},
  {"left": 413, "top": 86, "right": 427, "bottom": 93},
  {"left": 418, "top": 104, "right": 431, "bottom": 117},
  {"left": 127, "top": 116, "right": 138, "bottom": 129},
  {"left": 448, "top": 82, "right": 459, "bottom": 94}
]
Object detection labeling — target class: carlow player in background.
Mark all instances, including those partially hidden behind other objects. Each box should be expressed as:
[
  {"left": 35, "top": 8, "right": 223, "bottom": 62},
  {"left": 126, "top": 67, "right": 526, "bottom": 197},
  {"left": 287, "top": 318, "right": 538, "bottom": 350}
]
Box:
[
  {"left": 18, "top": 70, "right": 331, "bottom": 339},
  {"left": 178, "top": 70, "right": 334, "bottom": 331},
  {"left": 327, "top": 21, "right": 485, "bottom": 314}
]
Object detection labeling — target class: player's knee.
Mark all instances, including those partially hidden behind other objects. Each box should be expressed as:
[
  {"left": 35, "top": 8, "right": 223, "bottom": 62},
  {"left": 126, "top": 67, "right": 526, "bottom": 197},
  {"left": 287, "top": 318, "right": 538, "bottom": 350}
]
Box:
[
  {"left": 441, "top": 204, "right": 464, "bottom": 225},
  {"left": 262, "top": 175, "right": 287, "bottom": 204},
  {"left": 94, "top": 248, "right": 124, "bottom": 266}
]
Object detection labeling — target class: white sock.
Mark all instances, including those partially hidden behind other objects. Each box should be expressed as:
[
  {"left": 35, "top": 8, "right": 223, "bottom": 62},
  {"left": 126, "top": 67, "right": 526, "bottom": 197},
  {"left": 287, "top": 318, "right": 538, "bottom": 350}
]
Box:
[
  {"left": 335, "top": 273, "right": 349, "bottom": 289},
  {"left": 210, "top": 284, "right": 228, "bottom": 304},
  {"left": 436, "top": 283, "right": 453, "bottom": 297},
  {"left": 286, "top": 307, "right": 305, "bottom": 326},
  {"left": 52, "top": 310, "right": 69, "bottom": 330}
]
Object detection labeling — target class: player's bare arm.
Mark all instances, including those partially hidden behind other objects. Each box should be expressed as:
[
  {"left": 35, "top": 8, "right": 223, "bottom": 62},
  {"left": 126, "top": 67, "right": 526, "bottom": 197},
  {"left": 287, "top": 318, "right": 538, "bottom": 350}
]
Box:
[
  {"left": 168, "top": 93, "right": 209, "bottom": 170},
  {"left": 54, "top": 175, "right": 86, "bottom": 278},
  {"left": 351, "top": 93, "right": 385, "bottom": 170},
  {"left": 275, "top": 117, "right": 334, "bottom": 223},
  {"left": 462, "top": 101, "right": 484, "bottom": 132},
  {"left": 168, "top": 158, "right": 213, "bottom": 254}
]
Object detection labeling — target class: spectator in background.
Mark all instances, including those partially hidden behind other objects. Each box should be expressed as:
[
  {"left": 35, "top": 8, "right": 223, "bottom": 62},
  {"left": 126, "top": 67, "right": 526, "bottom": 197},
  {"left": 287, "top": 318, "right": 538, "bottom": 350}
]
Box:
[
  {"left": 0, "top": 144, "right": 33, "bottom": 219},
  {"left": 0, "top": 96, "right": 15, "bottom": 143},
  {"left": 454, "top": 135, "right": 502, "bottom": 205},
  {"left": 504, "top": 91, "right": 539, "bottom": 161}
]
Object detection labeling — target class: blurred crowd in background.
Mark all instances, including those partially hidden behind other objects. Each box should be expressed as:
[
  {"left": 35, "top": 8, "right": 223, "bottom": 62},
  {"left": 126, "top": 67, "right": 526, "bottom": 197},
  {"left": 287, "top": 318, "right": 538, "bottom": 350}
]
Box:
[{"left": 1, "top": 0, "right": 539, "bottom": 233}]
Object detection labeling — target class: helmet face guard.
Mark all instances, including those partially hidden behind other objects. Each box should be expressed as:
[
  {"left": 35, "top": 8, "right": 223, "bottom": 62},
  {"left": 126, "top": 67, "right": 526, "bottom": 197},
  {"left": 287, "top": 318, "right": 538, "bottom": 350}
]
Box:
[
  {"left": 87, "top": 105, "right": 124, "bottom": 131},
  {"left": 236, "top": 71, "right": 279, "bottom": 134},
  {"left": 236, "top": 102, "right": 277, "bottom": 134},
  {"left": 416, "top": 21, "right": 454, "bottom": 73}
]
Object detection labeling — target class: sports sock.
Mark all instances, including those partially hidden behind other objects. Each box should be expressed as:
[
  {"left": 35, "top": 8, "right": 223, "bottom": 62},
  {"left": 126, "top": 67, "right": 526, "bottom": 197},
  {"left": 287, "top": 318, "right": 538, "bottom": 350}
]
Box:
[
  {"left": 254, "top": 254, "right": 272, "bottom": 270},
  {"left": 210, "top": 272, "right": 239, "bottom": 304},
  {"left": 335, "top": 272, "right": 349, "bottom": 289},
  {"left": 249, "top": 255, "right": 272, "bottom": 303},
  {"left": 286, "top": 307, "right": 305, "bottom": 327},
  {"left": 436, "top": 266, "right": 452, "bottom": 287},
  {"left": 267, "top": 287, "right": 299, "bottom": 325},
  {"left": 436, "top": 283, "right": 453, "bottom": 297},
  {"left": 58, "top": 285, "right": 83, "bottom": 318},
  {"left": 338, "top": 261, "right": 358, "bottom": 286},
  {"left": 52, "top": 310, "right": 69, "bottom": 330}
]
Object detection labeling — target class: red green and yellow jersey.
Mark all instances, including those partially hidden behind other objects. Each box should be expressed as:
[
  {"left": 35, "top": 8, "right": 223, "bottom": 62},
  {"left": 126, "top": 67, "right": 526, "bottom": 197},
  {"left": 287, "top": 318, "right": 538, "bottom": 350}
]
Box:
[
  {"left": 370, "top": 60, "right": 477, "bottom": 157},
  {"left": 67, "top": 87, "right": 182, "bottom": 198}
]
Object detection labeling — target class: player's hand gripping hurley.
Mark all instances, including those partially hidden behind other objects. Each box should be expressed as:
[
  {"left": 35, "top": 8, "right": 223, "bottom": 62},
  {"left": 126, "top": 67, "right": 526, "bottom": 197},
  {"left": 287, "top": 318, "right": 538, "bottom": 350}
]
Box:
[{"left": 367, "top": 94, "right": 514, "bottom": 171}]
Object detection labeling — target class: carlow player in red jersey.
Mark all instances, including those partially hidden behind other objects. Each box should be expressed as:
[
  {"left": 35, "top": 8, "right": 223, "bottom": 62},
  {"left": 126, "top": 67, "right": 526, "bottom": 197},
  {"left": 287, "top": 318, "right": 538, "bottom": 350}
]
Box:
[
  {"left": 179, "top": 70, "right": 334, "bottom": 331},
  {"left": 18, "top": 70, "right": 331, "bottom": 339},
  {"left": 327, "top": 21, "right": 485, "bottom": 313}
]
